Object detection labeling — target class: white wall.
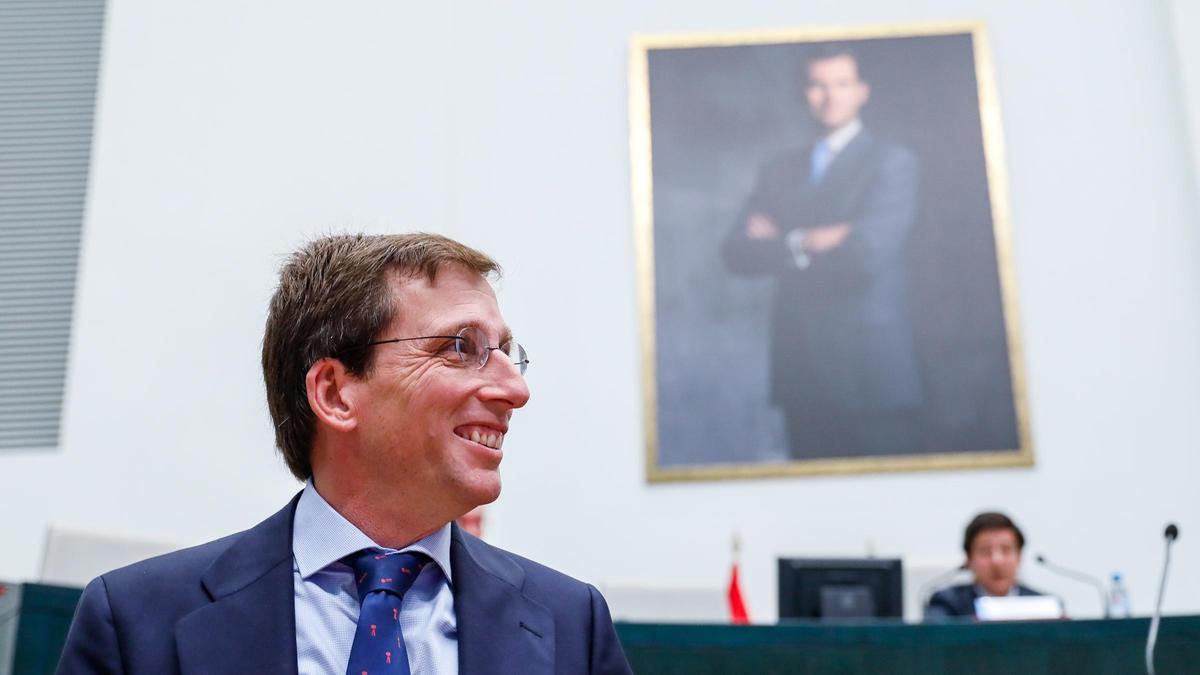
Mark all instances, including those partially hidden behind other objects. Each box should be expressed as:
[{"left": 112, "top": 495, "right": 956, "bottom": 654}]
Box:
[{"left": 2, "top": 0, "right": 1198, "bottom": 623}]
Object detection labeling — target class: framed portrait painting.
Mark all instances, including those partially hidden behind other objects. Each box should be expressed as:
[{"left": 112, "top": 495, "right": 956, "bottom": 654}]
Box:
[{"left": 629, "top": 22, "right": 1033, "bottom": 481}]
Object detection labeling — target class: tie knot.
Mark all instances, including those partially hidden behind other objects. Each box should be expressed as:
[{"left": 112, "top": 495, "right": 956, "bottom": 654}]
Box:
[{"left": 349, "top": 549, "right": 430, "bottom": 600}]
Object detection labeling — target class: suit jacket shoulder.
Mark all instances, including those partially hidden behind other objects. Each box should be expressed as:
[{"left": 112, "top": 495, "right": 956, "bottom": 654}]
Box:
[
  {"left": 57, "top": 495, "right": 300, "bottom": 674},
  {"left": 925, "top": 583, "right": 977, "bottom": 619},
  {"left": 456, "top": 528, "right": 590, "bottom": 601},
  {"left": 1016, "top": 583, "right": 1044, "bottom": 597},
  {"left": 450, "top": 526, "right": 632, "bottom": 674}
]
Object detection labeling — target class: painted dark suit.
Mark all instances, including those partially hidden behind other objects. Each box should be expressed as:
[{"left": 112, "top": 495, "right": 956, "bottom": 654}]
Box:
[
  {"left": 56, "top": 495, "right": 632, "bottom": 675},
  {"left": 722, "top": 129, "right": 923, "bottom": 458}
]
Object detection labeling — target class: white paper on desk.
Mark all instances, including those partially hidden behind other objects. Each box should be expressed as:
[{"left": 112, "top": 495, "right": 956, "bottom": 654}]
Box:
[{"left": 975, "top": 596, "right": 1064, "bottom": 621}]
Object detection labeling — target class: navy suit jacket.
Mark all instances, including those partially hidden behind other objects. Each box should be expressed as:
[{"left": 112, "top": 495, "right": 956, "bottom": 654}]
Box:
[
  {"left": 722, "top": 130, "right": 923, "bottom": 413},
  {"left": 924, "top": 583, "right": 1043, "bottom": 620},
  {"left": 56, "top": 494, "right": 632, "bottom": 674}
]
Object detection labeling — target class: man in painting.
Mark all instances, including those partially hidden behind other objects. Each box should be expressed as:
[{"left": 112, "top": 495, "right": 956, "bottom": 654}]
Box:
[{"left": 722, "top": 44, "right": 923, "bottom": 460}]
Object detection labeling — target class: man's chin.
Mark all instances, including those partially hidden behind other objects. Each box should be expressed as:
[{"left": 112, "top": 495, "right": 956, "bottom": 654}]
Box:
[
  {"left": 818, "top": 117, "right": 851, "bottom": 131},
  {"left": 983, "top": 581, "right": 1015, "bottom": 596},
  {"left": 460, "top": 474, "right": 502, "bottom": 507}
]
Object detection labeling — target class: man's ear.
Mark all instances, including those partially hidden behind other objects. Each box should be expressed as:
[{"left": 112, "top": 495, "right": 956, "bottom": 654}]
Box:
[{"left": 306, "top": 357, "right": 360, "bottom": 433}]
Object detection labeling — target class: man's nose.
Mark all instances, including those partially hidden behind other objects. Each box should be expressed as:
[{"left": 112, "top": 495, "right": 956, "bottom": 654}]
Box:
[{"left": 481, "top": 356, "right": 531, "bottom": 409}]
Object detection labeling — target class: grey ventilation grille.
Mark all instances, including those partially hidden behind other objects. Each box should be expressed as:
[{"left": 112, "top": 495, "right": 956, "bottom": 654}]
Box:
[{"left": 0, "top": 0, "right": 105, "bottom": 449}]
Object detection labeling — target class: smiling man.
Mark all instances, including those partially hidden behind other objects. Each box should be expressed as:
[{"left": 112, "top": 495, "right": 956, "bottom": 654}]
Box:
[
  {"left": 57, "top": 233, "right": 633, "bottom": 674},
  {"left": 722, "top": 44, "right": 923, "bottom": 461}
]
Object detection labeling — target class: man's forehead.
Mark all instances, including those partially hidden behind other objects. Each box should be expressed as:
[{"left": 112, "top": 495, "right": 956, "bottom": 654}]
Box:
[
  {"left": 387, "top": 268, "right": 509, "bottom": 335},
  {"left": 807, "top": 55, "right": 860, "bottom": 77},
  {"left": 388, "top": 266, "right": 497, "bottom": 302},
  {"left": 972, "top": 528, "right": 1018, "bottom": 546}
]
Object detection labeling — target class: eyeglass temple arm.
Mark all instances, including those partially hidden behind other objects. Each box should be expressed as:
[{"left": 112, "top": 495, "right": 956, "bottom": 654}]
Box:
[{"left": 364, "top": 335, "right": 464, "bottom": 347}]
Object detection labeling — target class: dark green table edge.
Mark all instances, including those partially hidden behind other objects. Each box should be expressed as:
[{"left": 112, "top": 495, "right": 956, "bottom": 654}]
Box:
[
  {"left": 12, "top": 584, "right": 1200, "bottom": 675},
  {"left": 615, "top": 615, "right": 1200, "bottom": 674}
]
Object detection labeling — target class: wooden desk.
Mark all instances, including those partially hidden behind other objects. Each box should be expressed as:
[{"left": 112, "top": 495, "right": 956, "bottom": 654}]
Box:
[{"left": 616, "top": 616, "right": 1200, "bottom": 674}]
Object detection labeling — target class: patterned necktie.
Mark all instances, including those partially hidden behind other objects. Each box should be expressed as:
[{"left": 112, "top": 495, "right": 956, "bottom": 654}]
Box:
[
  {"left": 345, "top": 549, "right": 430, "bottom": 675},
  {"left": 810, "top": 139, "right": 834, "bottom": 185}
]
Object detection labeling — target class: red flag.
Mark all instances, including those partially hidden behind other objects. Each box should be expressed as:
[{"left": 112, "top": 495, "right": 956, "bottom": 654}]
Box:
[{"left": 727, "top": 562, "right": 750, "bottom": 624}]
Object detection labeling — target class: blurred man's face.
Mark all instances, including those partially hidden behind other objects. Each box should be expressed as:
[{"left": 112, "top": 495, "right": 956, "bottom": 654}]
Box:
[
  {"left": 967, "top": 528, "right": 1021, "bottom": 597},
  {"left": 805, "top": 55, "right": 870, "bottom": 132}
]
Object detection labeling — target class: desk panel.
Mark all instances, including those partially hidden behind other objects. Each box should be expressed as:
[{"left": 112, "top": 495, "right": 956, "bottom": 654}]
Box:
[{"left": 616, "top": 617, "right": 1200, "bottom": 674}]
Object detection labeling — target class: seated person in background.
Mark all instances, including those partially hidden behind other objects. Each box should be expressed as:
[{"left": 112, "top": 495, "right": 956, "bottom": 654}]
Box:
[{"left": 925, "top": 511, "right": 1043, "bottom": 619}]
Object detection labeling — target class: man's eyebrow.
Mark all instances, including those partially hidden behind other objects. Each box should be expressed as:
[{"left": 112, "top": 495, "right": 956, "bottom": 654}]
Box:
[{"left": 431, "top": 320, "right": 513, "bottom": 343}]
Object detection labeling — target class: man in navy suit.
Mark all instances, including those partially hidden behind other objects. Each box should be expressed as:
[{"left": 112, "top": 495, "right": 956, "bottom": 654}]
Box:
[
  {"left": 925, "top": 512, "right": 1045, "bottom": 619},
  {"left": 58, "top": 234, "right": 633, "bottom": 674},
  {"left": 722, "top": 45, "right": 923, "bottom": 460}
]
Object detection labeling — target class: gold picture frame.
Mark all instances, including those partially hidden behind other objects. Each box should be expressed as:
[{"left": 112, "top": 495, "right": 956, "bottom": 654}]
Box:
[{"left": 630, "top": 21, "right": 1033, "bottom": 482}]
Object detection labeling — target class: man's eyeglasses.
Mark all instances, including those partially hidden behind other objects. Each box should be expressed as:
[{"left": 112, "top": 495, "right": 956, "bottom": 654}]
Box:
[{"left": 355, "top": 326, "right": 529, "bottom": 375}]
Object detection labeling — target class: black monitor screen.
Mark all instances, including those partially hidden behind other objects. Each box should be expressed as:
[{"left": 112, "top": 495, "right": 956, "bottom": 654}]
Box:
[{"left": 778, "top": 558, "right": 903, "bottom": 620}]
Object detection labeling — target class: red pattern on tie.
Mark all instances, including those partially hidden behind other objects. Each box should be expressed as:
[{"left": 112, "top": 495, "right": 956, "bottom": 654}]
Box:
[{"left": 345, "top": 549, "right": 430, "bottom": 675}]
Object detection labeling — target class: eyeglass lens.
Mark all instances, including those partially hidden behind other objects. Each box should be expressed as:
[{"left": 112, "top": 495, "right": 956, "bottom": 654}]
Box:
[{"left": 456, "top": 327, "right": 528, "bottom": 375}]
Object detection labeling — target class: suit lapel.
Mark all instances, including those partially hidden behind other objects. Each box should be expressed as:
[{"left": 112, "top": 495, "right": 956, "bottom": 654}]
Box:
[
  {"left": 804, "top": 130, "right": 876, "bottom": 223},
  {"left": 791, "top": 132, "right": 874, "bottom": 222},
  {"left": 175, "top": 495, "right": 301, "bottom": 675},
  {"left": 451, "top": 524, "right": 554, "bottom": 675},
  {"left": 818, "top": 128, "right": 874, "bottom": 190}
]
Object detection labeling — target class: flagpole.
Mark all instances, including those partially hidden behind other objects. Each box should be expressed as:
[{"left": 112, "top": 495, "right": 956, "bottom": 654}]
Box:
[{"left": 728, "top": 532, "right": 750, "bottom": 624}]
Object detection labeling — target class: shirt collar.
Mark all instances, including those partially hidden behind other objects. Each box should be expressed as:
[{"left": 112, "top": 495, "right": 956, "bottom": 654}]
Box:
[
  {"left": 820, "top": 118, "right": 863, "bottom": 155},
  {"left": 974, "top": 583, "right": 1020, "bottom": 598},
  {"left": 292, "top": 479, "right": 454, "bottom": 585}
]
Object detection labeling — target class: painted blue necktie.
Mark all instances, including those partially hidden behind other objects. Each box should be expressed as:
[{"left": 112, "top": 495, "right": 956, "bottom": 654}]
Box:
[
  {"left": 345, "top": 549, "right": 429, "bottom": 675},
  {"left": 810, "top": 139, "right": 834, "bottom": 185}
]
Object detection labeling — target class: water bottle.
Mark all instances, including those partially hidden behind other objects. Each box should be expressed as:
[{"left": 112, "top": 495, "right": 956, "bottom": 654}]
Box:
[{"left": 1109, "top": 573, "right": 1132, "bottom": 618}]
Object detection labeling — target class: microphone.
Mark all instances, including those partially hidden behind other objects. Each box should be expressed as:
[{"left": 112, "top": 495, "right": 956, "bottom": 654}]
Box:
[
  {"left": 1146, "top": 523, "right": 1180, "bottom": 675},
  {"left": 1034, "top": 554, "right": 1109, "bottom": 618},
  {"left": 917, "top": 563, "right": 968, "bottom": 609}
]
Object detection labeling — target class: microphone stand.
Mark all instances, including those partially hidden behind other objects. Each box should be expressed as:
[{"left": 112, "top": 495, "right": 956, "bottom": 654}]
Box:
[
  {"left": 1146, "top": 524, "right": 1180, "bottom": 675},
  {"left": 1035, "top": 554, "right": 1110, "bottom": 618}
]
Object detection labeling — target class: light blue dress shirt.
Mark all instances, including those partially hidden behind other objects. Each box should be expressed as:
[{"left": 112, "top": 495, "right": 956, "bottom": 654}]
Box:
[{"left": 292, "top": 480, "right": 457, "bottom": 674}]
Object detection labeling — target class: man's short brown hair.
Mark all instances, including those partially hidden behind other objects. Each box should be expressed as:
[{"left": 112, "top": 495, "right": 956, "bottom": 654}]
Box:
[
  {"left": 262, "top": 233, "right": 500, "bottom": 480},
  {"left": 963, "top": 511, "right": 1025, "bottom": 555},
  {"left": 804, "top": 43, "right": 866, "bottom": 82}
]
